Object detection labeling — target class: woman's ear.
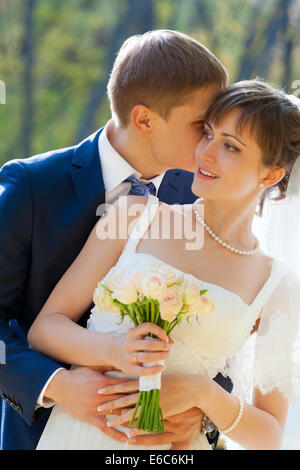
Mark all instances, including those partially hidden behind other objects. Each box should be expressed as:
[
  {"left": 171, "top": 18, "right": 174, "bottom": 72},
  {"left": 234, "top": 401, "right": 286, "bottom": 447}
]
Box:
[
  {"left": 131, "top": 105, "right": 153, "bottom": 134},
  {"left": 260, "top": 166, "right": 286, "bottom": 188}
]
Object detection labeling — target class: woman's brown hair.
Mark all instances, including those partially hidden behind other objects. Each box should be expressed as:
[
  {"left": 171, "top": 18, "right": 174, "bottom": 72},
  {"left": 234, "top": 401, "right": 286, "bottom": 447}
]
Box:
[{"left": 205, "top": 79, "right": 300, "bottom": 216}]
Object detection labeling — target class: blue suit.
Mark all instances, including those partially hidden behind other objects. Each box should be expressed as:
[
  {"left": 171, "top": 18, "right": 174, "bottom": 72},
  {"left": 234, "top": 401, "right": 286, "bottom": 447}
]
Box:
[{"left": 0, "top": 128, "right": 232, "bottom": 449}]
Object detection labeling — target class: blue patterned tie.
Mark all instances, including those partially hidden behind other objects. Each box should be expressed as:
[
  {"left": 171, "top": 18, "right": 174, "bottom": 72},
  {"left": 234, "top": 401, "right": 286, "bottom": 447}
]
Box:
[{"left": 124, "top": 174, "right": 156, "bottom": 196}]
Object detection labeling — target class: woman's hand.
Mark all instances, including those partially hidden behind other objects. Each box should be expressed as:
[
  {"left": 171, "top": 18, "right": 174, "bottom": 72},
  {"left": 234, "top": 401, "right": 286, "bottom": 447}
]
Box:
[
  {"left": 95, "top": 373, "right": 205, "bottom": 450},
  {"left": 95, "top": 373, "right": 206, "bottom": 427},
  {"left": 110, "top": 322, "right": 172, "bottom": 376}
]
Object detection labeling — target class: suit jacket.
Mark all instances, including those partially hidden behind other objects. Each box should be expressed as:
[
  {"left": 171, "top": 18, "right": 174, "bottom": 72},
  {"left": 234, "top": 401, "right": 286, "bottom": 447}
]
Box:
[{"left": 0, "top": 128, "right": 232, "bottom": 450}]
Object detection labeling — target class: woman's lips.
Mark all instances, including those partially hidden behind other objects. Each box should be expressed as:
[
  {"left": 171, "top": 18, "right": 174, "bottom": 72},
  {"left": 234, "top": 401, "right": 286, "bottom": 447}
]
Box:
[{"left": 197, "top": 168, "right": 219, "bottom": 180}]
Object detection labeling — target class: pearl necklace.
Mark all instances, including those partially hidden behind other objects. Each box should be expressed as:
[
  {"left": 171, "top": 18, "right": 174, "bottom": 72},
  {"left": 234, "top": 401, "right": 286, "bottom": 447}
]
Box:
[{"left": 193, "top": 198, "right": 260, "bottom": 256}]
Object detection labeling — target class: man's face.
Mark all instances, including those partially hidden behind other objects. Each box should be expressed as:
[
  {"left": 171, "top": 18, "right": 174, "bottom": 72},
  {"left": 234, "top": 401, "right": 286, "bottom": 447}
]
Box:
[{"left": 150, "top": 85, "right": 221, "bottom": 173}]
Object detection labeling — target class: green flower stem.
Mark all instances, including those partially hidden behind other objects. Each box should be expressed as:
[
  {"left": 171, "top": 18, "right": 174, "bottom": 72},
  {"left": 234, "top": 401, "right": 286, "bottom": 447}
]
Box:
[
  {"left": 133, "top": 304, "right": 143, "bottom": 324},
  {"left": 114, "top": 296, "right": 184, "bottom": 433},
  {"left": 136, "top": 392, "right": 145, "bottom": 429},
  {"left": 153, "top": 391, "right": 158, "bottom": 431},
  {"left": 145, "top": 302, "right": 150, "bottom": 322},
  {"left": 131, "top": 389, "right": 163, "bottom": 432},
  {"left": 143, "top": 392, "right": 150, "bottom": 429},
  {"left": 127, "top": 305, "right": 138, "bottom": 326},
  {"left": 159, "top": 404, "right": 164, "bottom": 432},
  {"left": 129, "top": 391, "right": 142, "bottom": 428},
  {"left": 148, "top": 391, "right": 154, "bottom": 431},
  {"left": 150, "top": 390, "right": 157, "bottom": 431},
  {"left": 145, "top": 391, "right": 152, "bottom": 430},
  {"left": 149, "top": 391, "right": 156, "bottom": 430}
]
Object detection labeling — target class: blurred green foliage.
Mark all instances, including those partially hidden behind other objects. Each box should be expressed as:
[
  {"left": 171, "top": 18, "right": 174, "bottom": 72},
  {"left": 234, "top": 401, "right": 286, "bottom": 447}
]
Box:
[{"left": 0, "top": 0, "right": 299, "bottom": 164}]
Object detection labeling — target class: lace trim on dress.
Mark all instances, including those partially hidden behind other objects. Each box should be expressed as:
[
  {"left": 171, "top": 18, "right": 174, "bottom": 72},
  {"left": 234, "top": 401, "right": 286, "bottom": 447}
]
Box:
[
  {"left": 220, "top": 259, "right": 300, "bottom": 405},
  {"left": 253, "top": 309, "right": 300, "bottom": 403}
]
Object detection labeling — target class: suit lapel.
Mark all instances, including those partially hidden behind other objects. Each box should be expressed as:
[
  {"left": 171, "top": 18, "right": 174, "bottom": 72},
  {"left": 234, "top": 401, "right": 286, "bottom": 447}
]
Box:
[
  {"left": 158, "top": 169, "right": 196, "bottom": 205},
  {"left": 70, "top": 130, "right": 196, "bottom": 212},
  {"left": 71, "top": 128, "right": 106, "bottom": 215},
  {"left": 158, "top": 170, "right": 180, "bottom": 204}
]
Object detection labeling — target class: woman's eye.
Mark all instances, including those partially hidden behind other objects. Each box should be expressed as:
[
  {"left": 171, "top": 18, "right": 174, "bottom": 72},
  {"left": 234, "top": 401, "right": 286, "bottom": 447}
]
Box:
[
  {"left": 224, "top": 143, "right": 240, "bottom": 152},
  {"left": 202, "top": 130, "right": 213, "bottom": 140}
]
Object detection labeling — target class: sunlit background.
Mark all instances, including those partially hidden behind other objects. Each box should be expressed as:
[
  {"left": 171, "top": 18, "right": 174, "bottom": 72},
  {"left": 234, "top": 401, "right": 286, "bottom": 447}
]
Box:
[
  {"left": 0, "top": 0, "right": 300, "bottom": 166},
  {"left": 0, "top": 0, "right": 300, "bottom": 450}
]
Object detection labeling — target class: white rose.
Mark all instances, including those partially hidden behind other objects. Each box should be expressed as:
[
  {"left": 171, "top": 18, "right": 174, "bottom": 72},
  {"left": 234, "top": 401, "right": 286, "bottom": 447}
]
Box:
[
  {"left": 150, "top": 263, "right": 182, "bottom": 286},
  {"left": 186, "top": 294, "right": 214, "bottom": 317},
  {"left": 159, "top": 285, "right": 183, "bottom": 322},
  {"left": 104, "top": 267, "right": 138, "bottom": 305},
  {"left": 184, "top": 278, "right": 201, "bottom": 306},
  {"left": 93, "top": 283, "right": 120, "bottom": 314},
  {"left": 132, "top": 271, "right": 144, "bottom": 301},
  {"left": 183, "top": 277, "right": 214, "bottom": 317},
  {"left": 141, "top": 269, "right": 167, "bottom": 300},
  {"left": 112, "top": 281, "right": 138, "bottom": 304},
  {"left": 197, "top": 293, "right": 214, "bottom": 316}
]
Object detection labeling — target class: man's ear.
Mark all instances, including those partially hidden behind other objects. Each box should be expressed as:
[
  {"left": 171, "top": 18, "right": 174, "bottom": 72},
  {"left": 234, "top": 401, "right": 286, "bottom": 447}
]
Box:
[{"left": 131, "top": 105, "right": 153, "bottom": 133}]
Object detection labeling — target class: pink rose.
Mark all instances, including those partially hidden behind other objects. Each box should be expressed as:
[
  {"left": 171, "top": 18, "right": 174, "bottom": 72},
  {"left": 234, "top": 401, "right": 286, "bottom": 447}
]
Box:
[{"left": 159, "top": 285, "right": 184, "bottom": 322}]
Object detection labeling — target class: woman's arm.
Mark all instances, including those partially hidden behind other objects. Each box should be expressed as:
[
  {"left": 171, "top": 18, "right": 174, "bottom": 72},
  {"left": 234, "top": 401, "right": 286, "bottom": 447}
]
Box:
[
  {"left": 27, "top": 197, "right": 127, "bottom": 366},
  {"left": 192, "top": 375, "right": 288, "bottom": 450},
  {"left": 28, "top": 196, "right": 170, "bottom": 374},
  {"left": 101, "top": 372, "right": 288, "bottom": 450}
]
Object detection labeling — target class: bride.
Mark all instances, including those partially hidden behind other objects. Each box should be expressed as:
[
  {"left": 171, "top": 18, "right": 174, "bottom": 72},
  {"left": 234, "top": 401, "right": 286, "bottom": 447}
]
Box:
[{"left": 28, "top": 79, "right": 300, "bottom": 450}]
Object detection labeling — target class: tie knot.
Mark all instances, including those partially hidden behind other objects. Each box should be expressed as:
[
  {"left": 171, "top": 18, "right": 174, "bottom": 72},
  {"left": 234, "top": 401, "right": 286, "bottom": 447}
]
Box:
[{"left": 124, "top": 175, "right": 156, "bottom": 196}]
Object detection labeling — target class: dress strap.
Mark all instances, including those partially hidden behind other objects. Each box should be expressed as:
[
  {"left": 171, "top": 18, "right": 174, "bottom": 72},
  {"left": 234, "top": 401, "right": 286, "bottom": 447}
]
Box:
[{"left": 123, "top": 195, "right": 160, "bottom": 255}]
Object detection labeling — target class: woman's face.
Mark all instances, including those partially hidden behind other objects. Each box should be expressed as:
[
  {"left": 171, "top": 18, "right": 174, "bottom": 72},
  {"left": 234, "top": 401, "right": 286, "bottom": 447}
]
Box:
[{"left": 191, "top": 108, "right": 268, "bottom": 203}]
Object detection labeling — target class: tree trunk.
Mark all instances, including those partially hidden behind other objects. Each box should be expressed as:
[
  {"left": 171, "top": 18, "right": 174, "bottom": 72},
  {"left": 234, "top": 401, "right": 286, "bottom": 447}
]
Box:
[
  {"left": 236, "top": 1, "right": 265, "bottom": 80},
  {"left": 280, "top": 0, "right": 294, "bottom": 90},
  {"left": 237, "top": 0, "right": 287, "bottom": 81},
  {"left": 21, "top": 0, "right": 36, "bottom": 158},
  {"left": 76, "top": 0, "right": 155, "bottom": 141}
]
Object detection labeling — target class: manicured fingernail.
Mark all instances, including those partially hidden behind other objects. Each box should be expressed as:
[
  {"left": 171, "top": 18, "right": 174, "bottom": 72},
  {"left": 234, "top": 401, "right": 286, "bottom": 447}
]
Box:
[
  {"left": 107, "top": 421, "right": 112, "bottom": 427},
  {"left": 129, "top": 438, "right": 136, "bottom": 444},
  {"left": 98, "top": 388, "right": 107, "bottom": 394},
  {"left": 97, "top": 405, "right": 106, "bottom": 412}
]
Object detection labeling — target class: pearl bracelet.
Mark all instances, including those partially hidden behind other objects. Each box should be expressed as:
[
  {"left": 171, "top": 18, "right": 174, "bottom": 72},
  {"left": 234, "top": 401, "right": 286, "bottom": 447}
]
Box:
[{"left": 220, "top": 396, "right": 244, "bottom": 435}]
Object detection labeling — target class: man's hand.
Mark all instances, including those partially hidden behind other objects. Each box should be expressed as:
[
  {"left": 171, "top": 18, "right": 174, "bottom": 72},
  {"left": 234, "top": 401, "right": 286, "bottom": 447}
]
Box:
[
  {"left": 128, "top": 408, "right": 203, "bottom": 450},
  {"left": 44, "top": 366, "right": 136, "bottom": 443}
]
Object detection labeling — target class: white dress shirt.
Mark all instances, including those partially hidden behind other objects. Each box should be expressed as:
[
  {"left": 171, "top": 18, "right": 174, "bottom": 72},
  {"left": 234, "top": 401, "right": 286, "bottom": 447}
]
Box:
[
  {"left": 37, "top": 121, "right": 165, "bottom": 407},
  {"left": 99, "top": 120, "right": 165, "bottom": 204}
]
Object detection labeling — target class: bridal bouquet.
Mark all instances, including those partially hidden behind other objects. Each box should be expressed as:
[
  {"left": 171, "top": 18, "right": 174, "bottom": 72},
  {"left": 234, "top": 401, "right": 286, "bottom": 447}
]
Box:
[{"left": 93, "top": 263, "right": 214, "bottom": 433}]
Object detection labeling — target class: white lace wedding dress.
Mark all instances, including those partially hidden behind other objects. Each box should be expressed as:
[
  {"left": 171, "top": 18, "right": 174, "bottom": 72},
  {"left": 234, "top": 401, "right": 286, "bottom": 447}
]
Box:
[{"left": 37, "top": 195, "right": 300, "bottom": 450}]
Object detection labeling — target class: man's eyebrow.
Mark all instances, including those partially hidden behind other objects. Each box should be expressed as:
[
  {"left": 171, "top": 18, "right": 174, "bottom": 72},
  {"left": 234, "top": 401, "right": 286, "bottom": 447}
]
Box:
[{"left": 194, "top": 115, "right": 205, "bottom": 122}]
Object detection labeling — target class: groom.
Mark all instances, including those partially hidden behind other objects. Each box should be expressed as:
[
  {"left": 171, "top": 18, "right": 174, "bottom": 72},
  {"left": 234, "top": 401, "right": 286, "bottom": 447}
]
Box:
[{"left": 0, "top": 30, "right": 231, "bottom": 450}]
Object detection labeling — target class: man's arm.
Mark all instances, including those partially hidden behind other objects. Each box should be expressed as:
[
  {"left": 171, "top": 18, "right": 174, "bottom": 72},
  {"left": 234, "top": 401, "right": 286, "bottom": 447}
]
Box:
[
  {"left": 0, "top": 161, "right": 142, "bottom": 444},
  {"left": 0, "top": 160, "right": 65, "bottom": 425}
]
